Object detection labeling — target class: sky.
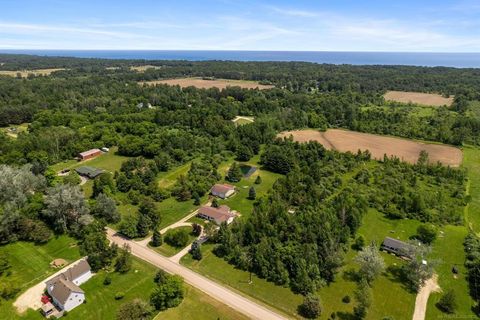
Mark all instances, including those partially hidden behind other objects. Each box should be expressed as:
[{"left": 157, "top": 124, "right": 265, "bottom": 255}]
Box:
[{"left": 0, "top": 0, "right": 479, "bottom": 52}]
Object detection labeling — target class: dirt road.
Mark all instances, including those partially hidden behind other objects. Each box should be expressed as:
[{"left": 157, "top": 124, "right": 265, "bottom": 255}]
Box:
[
  {"left": 412, "top": 274, "right": 440, "bottom": 320},
  {"left": 106, "top": 228, "right": 288, "bottom": 320}
]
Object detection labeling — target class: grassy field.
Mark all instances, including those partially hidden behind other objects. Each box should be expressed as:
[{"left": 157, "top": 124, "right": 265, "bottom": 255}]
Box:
[
  {"left": 0, "top": 123, "right": 29, "bottom": 138},
  {"left": 181, "top": 243, "right": 303, "bottom": 318},
  {"left": 0, "top": 68, "right": 65, "bottom": 78},
  {"left": 150, "top": 226, "right": 197, "bottom": 257},
  {"left": 140, "top": 77, "right": 274, "bottom": 90},
  {"left": 157, "top": 162, "right": 192, "bottom": 189},
  {"left": 156, "top": 285, "right": 249, "bottom": 320},
  {"left": 0, "top": 236, "right": 80, "bottom": 319},
  {"left": 463, "top": 146, "right": 480, "bottom": 233},
  {"left": 50, "top": 147, "right": 129, "bottom": 173}
]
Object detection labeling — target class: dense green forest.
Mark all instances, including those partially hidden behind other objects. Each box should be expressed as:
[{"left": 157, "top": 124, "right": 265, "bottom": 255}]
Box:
[{"left": 1, "top": 54, "right": 480, "bottom": 317}]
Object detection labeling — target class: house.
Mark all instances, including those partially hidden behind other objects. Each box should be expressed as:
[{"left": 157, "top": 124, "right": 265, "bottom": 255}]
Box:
[
  {"left": 78, "top": 148, "right": 102, "bottom": 161},
  {"left": 211, "top": 184, "right": 235, "bottom": 199},
  {"left": 380, "top": 237, "right": 412, "bottom": 257},
  {"left": 45, "top": 259, "right": 92, "bottom": 313},
  {"left": 75, "top": 166, "right": 104, "bottom": 179},
  {"left": 197, "top": 205, "right": 236, "bottom": 225}
]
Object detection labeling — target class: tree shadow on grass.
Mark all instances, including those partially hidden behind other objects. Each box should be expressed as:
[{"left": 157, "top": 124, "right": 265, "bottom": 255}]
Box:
[
  {"left": 342, "top": 268, "right": 361, "bottom": 282},
  {"left": 385, "top": 264, "right": 417, "bottom": 294},
  {"left": 336, "top": 311, "right": 356, "bottom": 320}
]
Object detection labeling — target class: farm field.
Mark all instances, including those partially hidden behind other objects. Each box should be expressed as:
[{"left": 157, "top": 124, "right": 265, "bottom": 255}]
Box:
[
  {"left": 278, "top": 129, "right": 463, "bottom": 166},
  {"left": 384, "top": 90, "right": 454, "bottom": 107},
  {"left": 130, "top": 65, "right": 162, "bottom": 72},
  {"left": 0, "top": 68, "right": 65, "bottom": 78},
  {"left": 140, "top": 77, "right": 274, "bottom": 90}
]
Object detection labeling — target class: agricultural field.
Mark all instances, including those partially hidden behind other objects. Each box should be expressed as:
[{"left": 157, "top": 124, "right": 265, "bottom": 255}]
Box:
[
  {"left": 1, "top": 123, "right": 29, "bottom": 138},
  {"left": 384, "top": 90, "right": 454, "bottom": 107},
  {"left": 0, "top": 68, "right": 65, "bottom": 78},
  {"left": 278, "top": 129, "right": 463, "bottom": 166},
  {"left": 130, "top": 65, "right": 162, "bottom": 72},
  {"left": 140, "top": 77, "right": 274, "bottom": 90}
]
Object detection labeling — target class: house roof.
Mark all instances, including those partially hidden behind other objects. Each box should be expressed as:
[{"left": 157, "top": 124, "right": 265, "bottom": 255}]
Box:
[
  {"left": 75, "top": 166, "right": 104, "bottom": 178},
  {"left": 382, "top": 237, "right": 409, "bottom": 250},
  {"left": 46, "top": 259, "right": 91, "bottom": 288},
  {"left": 79, "top": 148, "right": 102, "bottom": 157},
  {"left": 211, "top": 184, "right": 235, "bottom": 194},
  {"left": 50, "top": 278, "right": 83, "bottom": 305},
  {"left": 198, "top": 205, "right": 235, "bottom": 223}
]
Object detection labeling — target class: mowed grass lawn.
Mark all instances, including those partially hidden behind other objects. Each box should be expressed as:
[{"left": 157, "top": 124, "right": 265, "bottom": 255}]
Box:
[
  {"left": 157, "top": 161, "right": 192, "bottom": 188},
  {"left": 156, "top": 285, "right": 249, "bottom": 320},
  {"left": 0, "top": 236, "right": 80, "bottom": 319},
  {"left": 50, "top": 146, "right": 129, "bottom": 173},
  {"left": 181, "top": 244, "right": 303, "bottom": 318},
  {"left": 69, "top": 257, "right": 248, "bottom": 320},
  {"left": 149, "top": 226, "right": 197, "bottom": 257}
]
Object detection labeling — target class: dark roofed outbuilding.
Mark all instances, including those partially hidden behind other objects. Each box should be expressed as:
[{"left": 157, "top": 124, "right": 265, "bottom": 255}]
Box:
[
  {"left": 75, "top": 166, "right": 104, "bottom": 179},
  {"left": 380, "top": 237, "right": 412, "bottom": 257}
]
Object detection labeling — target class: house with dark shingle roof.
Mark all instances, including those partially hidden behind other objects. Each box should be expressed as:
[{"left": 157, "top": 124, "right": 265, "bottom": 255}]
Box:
[
  {"left": 45, "top": 259, "right": 92, "bottom": 312},
  {"left": 380, "top": 237, "right": 413, "bottom": 258},
  {"left": 75, "top": 166, "right": 104, "bottom": 179}
]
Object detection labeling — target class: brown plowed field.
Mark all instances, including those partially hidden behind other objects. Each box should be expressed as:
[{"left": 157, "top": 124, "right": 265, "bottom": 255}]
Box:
[
  {"left": 384, "top": 91, "right": 454, "bottom": 107},
  {"left": 140, "top": 77, "right": 274, "bottom": 90},
  {"left": 277, "top": 129, "right": 462, "bottom": 166}
]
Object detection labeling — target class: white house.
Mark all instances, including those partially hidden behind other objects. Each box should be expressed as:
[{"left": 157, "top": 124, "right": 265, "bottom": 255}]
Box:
[
  {"left": 45, "top": 259, "right": 92, "bottom": 312},
  {"left": 211, "top": 184, "right": 235, "bottom": 199}
]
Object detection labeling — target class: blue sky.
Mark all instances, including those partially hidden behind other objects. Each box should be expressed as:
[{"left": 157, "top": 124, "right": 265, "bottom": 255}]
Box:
[{"left": 1, "top": 0, "right": 479, "bottom": 51}]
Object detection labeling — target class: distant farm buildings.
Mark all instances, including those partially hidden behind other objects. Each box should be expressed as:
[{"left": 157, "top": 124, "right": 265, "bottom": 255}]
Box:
[
  {"left": 78, "top": 148, "right": 102, "bottom": 161},
  {"left": 197, "top": 205, "right": 236, "bottom": 225},
  {"left": 211, "top": 184, "right": 235, "bottom": 199},
  {"left": 75, "top": 166, "right": 104, "bottom": 179},
  {"left": 43, "top": 259, "right": 92, "bottom": 315}
]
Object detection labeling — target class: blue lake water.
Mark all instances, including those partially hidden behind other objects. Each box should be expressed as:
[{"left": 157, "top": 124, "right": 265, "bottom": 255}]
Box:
[{"left": 1, "top": 50, "right": 479, "bottom": 68}]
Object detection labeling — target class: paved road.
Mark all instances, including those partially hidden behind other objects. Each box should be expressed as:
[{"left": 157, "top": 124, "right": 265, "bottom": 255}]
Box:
[{"left": 106, "top": 228, "right": 288, "bottom": 320}]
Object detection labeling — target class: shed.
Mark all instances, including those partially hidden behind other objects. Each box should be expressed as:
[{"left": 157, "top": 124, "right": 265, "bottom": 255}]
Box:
[
  {"left": 380, "top": 237, "right": 412, "bottom": 257},
  {"left": 75, "top": 166, "right": 104, "bottom": 179}
]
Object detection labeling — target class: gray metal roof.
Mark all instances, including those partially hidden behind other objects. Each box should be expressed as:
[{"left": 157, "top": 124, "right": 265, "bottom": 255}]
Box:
[
  {"left": 75, "top": 166, "right": 104, "bottom": 178},
  {"left": 382, "top": 237, "right": 408, "bottom": 250}
]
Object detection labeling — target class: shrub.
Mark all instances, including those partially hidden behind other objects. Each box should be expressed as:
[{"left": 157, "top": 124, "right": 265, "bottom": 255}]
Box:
[
  {"left": 103, "top": 275, "right": 112, "bottom": 285},
  {"left": 417, "top": 224, "right": 437, "bottom": 244},
  {"left": 342, "top": 295, "right": 351, "bottom": 303},
  {"left": 115, "top": 292, "right": 125, "bottom": 300},
  {"left": 436, "top": 289, "right": 457, "bottom": 314},
  {"left": 298, "top": 294, "right": 322, "bottom": 319},
  {"left": 164, "top": 228, "right": 189, "bottom": 248}
]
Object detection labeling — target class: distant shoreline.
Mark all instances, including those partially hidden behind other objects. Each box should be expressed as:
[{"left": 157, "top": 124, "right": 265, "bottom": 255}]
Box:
[{"left": 1, "top": 50, "right": 479, "bottom": 68}]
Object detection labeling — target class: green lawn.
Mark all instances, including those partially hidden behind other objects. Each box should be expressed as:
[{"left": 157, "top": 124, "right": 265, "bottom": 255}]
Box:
[
  {"left": 50, "top": 146, "right": 129, "bottom": 173},
  {"left": 216, "top": 155, "right": 281, "bottom": 220},
  {"left": 0, "top": 123, "right": 29, "bottom": 139},
  {"left": 157, "top": 162, "right": 192, "bottom": 189},
  {"left": 463, "top": 146, "right": 480, "bottom": 233},
  {"left": 150, "top": 226, "right": 197, "bottom": 257},
  {"left": 0, "top": 236, "right": 80, "bottom": 319},
  {"left": 156, "top": 285, "right": 249, "bottom": 320},
  {"left": 181, "top": 244, "right": 302, "bottom": 318}
]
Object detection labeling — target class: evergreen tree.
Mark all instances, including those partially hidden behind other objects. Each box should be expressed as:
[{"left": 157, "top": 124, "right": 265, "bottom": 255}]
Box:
[
  {"left": 254, "top": 175, "right": 262, "bottom": 184},
  {"left": 437, "top": 289, "right": 457, "bottom": 314},
  {"left": 226, "top": 162, "right": 242, "bottom": 182},
  {"left": 115, "top": 244, "right": 132, "bottom": 273},
  {"left": 190, "top": 241, "right": 203, "bottom": 260},
  {"left": 151, "top": 230, "right": 163, "bottom": 247},
  {"left": 248, "top": 186, "right": 256, "bottom": 200},
  {"left": 298, "top": 294, "right": 322, "bottom": 319}
]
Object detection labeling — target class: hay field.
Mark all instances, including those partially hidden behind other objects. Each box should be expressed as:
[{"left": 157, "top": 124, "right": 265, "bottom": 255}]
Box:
[
  {"left": 384, "top": 91, "right": 454, "bottom": 107},
  {"left": 278, "top": 129, "right": 462, "bottom": 166},
  {"left": 0, "top": 68, "right": 65, "bottom": 78},
  {"left": 140, "top": 77, "right": 274, "bottom": 90},
  {"left": 130, "top": 65, "right": 162, "bottom": 72}
]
